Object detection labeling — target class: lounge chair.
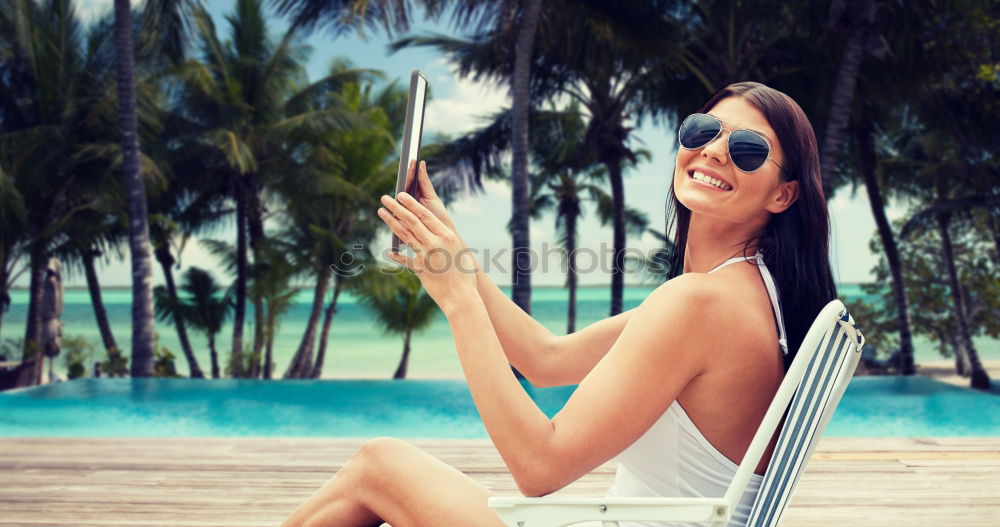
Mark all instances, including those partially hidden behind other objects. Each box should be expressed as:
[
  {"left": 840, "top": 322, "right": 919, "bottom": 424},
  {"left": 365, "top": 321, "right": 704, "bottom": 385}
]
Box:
[{"left": 489, "top": 298, "right": 865, "bottom": 527}]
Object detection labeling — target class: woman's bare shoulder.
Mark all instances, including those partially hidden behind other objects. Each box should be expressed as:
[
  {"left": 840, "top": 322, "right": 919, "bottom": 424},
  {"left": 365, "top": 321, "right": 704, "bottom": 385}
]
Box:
[
  {"left": 646, "top": 268, "right": 769, "bottom": 336},
  {"left": 645, "top": 272, "right": 741, "bottom": 311}
]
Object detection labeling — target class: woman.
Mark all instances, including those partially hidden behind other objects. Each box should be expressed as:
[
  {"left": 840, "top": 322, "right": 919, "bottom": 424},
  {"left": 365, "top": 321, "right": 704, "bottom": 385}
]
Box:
[{"left": 280, "top": 81, "right": 836, "bottom": 527}]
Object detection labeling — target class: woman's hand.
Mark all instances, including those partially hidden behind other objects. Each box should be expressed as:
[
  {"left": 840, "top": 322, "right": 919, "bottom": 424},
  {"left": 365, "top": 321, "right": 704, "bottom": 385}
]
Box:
[
  {"left": 378, "top": 171, "right": 480, "bottom": 312},
  {"left": 410, "top": 161, "right": 463, "bottom": 240},
  {"left": 410, "top": 161, "right": 481, "bottom": 273}
]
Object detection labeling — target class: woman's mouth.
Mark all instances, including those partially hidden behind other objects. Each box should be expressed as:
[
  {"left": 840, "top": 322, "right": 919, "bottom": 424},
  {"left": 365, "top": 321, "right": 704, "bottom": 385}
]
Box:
[{"left": 689, "top": 170, "right": 733, "bottom": 191}]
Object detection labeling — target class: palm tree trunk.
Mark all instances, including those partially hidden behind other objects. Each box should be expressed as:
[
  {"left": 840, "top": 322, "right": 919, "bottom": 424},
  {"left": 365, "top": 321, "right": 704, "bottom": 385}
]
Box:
[
  {"left": 284, "top": 269, "right": 329, "bottom": 379},
  {"left": 0, "top": 258, "right": 9, "bottom": 338},
  {"left": 154, "top": 245, "right": 204, "bottom": 378},
  {"left": 208, "top": 334, "right": 220, "bottom": 379},
  {"left": 264, "top": 312, "right": 275, "bottom": 380},
  {"left": 83, "top": 248, "right": 119, "bottom": 354},
  {"left": 819, "top": 28, "right": 866, "bottom": 199},
  {"left": 249, "top": 295, "right": 263, "bottom": 379},
  {"left": 16, "top": 246, "right": 46, "bottom": 387},
  {"left": 393, "top": 329, "right": 412, "bottom": 380},
  {"left": 566, "top": 212, "right": 577, "bottom": 334},
  {"left": 114, "top": 0, "right": 155, "bottom": 377},
  {"left": 949, "top": 331, "right": 969, "bottom": 377},
  {"left": 855, "top": 119, "right": 916, "bottom": 375},
  {"left": 231, "top": 174, "right": 247, "bottom": 378},
  {"left": 310, "top": 279, "right": 343, "bottom": 379},
  {"left": 509, "top": 0, "right": 543, "bottom": 317},
  {"left": 247, "top": 178, "right": 265, "bottom": 379},
  {"left": 606, "top": 157, "right": 626, "bottom": 316},
  {"left": 936, "top": 212, "right": 990, "bottom": 391}
]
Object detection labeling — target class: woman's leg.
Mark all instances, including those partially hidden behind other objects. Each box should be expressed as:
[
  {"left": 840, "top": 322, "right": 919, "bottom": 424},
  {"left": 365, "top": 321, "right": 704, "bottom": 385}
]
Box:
[{"left": 280, "top": 437, "right": 508, "bottom": 527}]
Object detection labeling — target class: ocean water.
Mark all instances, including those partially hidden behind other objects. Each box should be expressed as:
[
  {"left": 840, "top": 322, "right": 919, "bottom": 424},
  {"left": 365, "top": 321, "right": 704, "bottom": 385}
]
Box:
[
  {"left": 2, "top": 376, "right": 997, "bottom": 437},
  {"left": 1, "top": 284, "right": 997, "bottom": 378}
]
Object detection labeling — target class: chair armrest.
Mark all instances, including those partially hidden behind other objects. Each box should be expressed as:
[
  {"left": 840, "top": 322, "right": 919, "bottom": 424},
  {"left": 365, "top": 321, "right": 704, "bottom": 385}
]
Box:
[{"left": 487, "top": 496, "right": 730, "bottom": 527}]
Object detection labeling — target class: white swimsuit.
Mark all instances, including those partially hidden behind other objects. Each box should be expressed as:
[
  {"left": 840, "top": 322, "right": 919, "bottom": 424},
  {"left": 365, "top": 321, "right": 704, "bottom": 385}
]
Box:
[{"left": 605, "top": 251, "right": 788, "bottom": 527}]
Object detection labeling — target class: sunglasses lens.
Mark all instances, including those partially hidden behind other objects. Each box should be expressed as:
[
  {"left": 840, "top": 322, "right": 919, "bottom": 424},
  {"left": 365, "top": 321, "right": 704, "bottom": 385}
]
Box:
[
  {"left": 729, "top": 130, "right": 770, "bottom": 172},
  {"left": 678, "top": 114, "right": 721, "bottom": 149}
]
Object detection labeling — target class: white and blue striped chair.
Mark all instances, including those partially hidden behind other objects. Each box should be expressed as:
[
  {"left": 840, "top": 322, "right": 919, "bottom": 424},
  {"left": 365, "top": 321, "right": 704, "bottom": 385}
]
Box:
[{"left": 489, "top": 299, "right": 866, "bottom": 527}]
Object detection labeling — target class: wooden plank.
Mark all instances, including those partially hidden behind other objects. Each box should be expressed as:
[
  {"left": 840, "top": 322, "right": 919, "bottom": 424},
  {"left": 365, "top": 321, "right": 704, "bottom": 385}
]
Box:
[{"left": 0, "top": 438, "right": 998, "bottom": 527}]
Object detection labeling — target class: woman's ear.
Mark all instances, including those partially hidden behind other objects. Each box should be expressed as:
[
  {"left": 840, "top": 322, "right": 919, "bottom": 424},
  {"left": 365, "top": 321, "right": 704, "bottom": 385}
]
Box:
[{"left": 766, "top": 180, "right": 799, "bottom": 214}]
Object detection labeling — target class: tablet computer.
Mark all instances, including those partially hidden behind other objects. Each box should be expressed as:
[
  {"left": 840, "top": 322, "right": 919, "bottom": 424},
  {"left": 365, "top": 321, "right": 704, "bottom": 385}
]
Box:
[{"left": 391, "top": 69, "right": 429, "bottom": 253}]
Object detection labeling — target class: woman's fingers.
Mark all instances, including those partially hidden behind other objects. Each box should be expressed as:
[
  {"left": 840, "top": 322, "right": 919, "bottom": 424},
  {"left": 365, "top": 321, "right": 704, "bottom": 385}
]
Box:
[
  {"left": 394, "top": 192, "right": 453, "bottom": 238},
  {"left": 387, "top": 250, "right": 419, "bottom": 272},
  {"left": 380, "top": 194, "right": 434, "bottom": 245},
  {"left": 378, "top": 207, "right": 421, "bottom": 249},
  {"left": 417, "top": 160, "right": 437, "bottom": 199}
]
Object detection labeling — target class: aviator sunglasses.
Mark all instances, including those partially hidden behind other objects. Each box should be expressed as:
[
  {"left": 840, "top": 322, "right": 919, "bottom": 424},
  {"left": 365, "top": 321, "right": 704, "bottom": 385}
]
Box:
[{"left": 678, "top": 113, "right": 784, "bottom": 173}]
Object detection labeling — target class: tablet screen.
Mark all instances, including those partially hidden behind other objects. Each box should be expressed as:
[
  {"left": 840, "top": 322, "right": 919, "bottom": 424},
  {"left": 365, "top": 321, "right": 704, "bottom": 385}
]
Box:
[{"left": 392, "top": 70, "right": 428, "bottom": 253}]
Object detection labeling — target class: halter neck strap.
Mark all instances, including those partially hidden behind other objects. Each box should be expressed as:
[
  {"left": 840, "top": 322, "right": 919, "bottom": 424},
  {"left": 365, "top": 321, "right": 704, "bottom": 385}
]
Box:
[{"left": 706, "top": 251, "right": 789, "bottom": 356}]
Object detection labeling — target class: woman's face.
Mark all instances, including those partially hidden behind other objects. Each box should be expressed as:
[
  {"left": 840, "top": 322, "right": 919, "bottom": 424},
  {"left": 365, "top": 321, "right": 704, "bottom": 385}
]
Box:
[{"left": 673, "top": 96, "right": 795, "bottom": 225}]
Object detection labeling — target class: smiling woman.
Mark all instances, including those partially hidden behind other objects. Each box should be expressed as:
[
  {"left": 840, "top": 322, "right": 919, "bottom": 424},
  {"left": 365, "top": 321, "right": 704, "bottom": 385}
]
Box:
[{"left": 279, "top": 82, "right": 837, "bottom": 527}]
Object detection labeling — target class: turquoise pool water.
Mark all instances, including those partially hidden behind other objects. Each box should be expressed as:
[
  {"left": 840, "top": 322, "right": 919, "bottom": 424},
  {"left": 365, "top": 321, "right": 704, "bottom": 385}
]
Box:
[
  {"left": 1, "top": 377, "right": 998, "bottom": 437},
  {"left": 4, "top": 285, "right": 996, "bottom": 380}
]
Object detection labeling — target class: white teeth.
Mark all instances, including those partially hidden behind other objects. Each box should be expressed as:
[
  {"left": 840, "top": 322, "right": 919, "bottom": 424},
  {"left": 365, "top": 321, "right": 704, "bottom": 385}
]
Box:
[{"left": 692, "top": 171, "right": 732, "bottom": 191}]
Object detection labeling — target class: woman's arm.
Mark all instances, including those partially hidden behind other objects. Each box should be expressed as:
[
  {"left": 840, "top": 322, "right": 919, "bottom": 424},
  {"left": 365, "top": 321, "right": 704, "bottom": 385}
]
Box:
[
  {"left": 474, "top": 267, "right": 637, "bottom": 387},
  {"left": 409, "top": 161, "right": 632, "bottom": 386},
  {"left": 378, "top": 187, "right": 717, "bottom": 498},
  {"left": 443, "top": 273, "right": 719, "bottom": 497}
]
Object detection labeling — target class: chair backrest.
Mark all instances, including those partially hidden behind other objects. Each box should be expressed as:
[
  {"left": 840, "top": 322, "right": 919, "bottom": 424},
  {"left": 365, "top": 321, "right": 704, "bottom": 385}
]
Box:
[{"left": 722, "top": 299, "right": 865, "bottom": 527}]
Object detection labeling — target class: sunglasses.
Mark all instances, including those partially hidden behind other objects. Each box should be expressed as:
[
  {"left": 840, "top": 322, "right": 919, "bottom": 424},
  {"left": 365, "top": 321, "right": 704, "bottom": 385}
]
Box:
[{"left": 678, "top": 113, "right": 784, "bottom": 173}]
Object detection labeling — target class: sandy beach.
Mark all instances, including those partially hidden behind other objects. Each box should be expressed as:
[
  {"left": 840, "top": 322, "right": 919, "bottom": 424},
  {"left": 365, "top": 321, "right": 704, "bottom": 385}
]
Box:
[{"left": 913, "top": 359, "right": 1000, "bottom": 390}]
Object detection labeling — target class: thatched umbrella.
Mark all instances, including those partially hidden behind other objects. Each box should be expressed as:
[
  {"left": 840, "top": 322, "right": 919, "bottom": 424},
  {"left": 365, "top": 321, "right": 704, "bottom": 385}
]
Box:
[{"left": 40, "top": 258, "right": 63, "bottom": 383}]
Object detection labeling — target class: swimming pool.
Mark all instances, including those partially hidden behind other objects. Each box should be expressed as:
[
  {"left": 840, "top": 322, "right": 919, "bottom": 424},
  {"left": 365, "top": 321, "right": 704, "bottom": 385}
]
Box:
[{"left": 1, "top": 377, "right": 997, "bottom": 437}]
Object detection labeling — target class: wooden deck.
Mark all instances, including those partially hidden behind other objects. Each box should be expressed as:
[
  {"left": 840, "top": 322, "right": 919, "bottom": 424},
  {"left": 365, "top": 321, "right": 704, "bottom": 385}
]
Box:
[{"left": 1, "top": 437, "right": 998, "bottom": 526}]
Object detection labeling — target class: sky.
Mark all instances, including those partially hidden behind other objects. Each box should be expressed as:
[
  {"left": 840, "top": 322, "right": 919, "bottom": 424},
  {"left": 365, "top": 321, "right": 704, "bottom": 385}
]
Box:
[{"left": 39, "top": 0, "right": 909, "bottom": 289}]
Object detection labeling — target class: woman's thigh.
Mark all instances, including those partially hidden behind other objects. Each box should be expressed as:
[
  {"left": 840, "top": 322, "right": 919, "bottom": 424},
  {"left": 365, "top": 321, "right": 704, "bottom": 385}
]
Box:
[{"left": 355, "top": 437, "right": 508, "bottom": 527}]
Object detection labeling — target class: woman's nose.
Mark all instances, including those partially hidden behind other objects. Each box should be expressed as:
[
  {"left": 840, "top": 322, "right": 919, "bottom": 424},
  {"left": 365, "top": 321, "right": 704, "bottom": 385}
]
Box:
[{"left": 701, "top": 131, "right": 729, "bottom": 165}]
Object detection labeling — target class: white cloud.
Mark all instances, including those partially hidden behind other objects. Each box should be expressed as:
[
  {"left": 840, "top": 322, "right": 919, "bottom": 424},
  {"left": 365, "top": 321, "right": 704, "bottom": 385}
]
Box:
[
  {"left": 424, "top": 72, "right": 508, "bottom": 136},
  {"left": 482, "top": 178, "right": 511, "bottom": 197},
  {"left": 450, "top": 200, "right": 482, "bottom": 215},
  {"left": 73, "top": 0, "right": 145, "bottom": 25}
]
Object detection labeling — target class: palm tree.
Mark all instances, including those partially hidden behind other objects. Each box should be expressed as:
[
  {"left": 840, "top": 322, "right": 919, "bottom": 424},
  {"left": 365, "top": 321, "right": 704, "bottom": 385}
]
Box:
[
  {"left": 145, "top": 90, "right": 232, "bottom": 379},
  {"left": 519, "top": 103, "right": 650, "bottom": 332},
  {"left": 275, "top": 74, "right": 394, "bottom": 379},
  {"left": 882, "top": 124, "right": 995, "bottom": 391},
  {"left": 0, "top": 167, "right": 27, "bottom": 340},
  {"left": 353, "top": 266, "right": 439, "bottom": 379},
  {"left": 182, "top": 0, "right": 366, "bottom": 376},
  {"left": 395, "top": 1, "right": 682, "bottom": 316},
  {"left": 50, "top": 206, "right": 124, "bottom": 358},
  {"left": 506, "top": 0, "right": 543, "bottom": 317},
  {"left": 113, "top": 0, "right": 156, "bottom": 377},
  {"left": 150, "top": 221, "right": 205, "bottom": 378},
  {"left": 0, "top": 0, "right": 127, "bottom": 386},
  {"left": 816, "top": 0, "right": 894, "bottom": 200},
  {"left": 273, "top": 0, "right": 543, "bottom": 315},
  {"left": 862, "top": 211, "right": 997, "bottom": 384},
  {"left": 247, "top": 243, "right": 298, "bottom": 379},
  {"left": 521, "top": 167, "right": 649, "bottom": 334},
  {"left": 143, "top": 96, "right": 228, "bottom": 380},
  {"left": 41, "top": 12, "right": 135, "bottom": 360},
  {"left": 133, "top": 0, "right": 215, "bottom": 378},
  {"left": 304, "top": 77, "right": 408, "bottom": 380},
  {"left": 154, "top": 267, "right": 231, "bottom": 379},
  {"left": 845, "top": 0, "right": 998, "bottom": 376},
  {"left": 853, "top": 111, "right": 916, "bottom": 376}
]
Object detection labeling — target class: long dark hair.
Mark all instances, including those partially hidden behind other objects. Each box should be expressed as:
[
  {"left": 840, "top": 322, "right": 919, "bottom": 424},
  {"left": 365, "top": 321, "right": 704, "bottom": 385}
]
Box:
[{"left": 664, "top": 82, "right": 837, "bottom": 371}]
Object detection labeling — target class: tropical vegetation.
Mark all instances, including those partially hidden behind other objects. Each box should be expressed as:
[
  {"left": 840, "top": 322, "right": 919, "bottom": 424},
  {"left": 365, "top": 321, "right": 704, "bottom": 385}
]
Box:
[{"left": 0, "top": 0, "right": 995, "bottom": 392}]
